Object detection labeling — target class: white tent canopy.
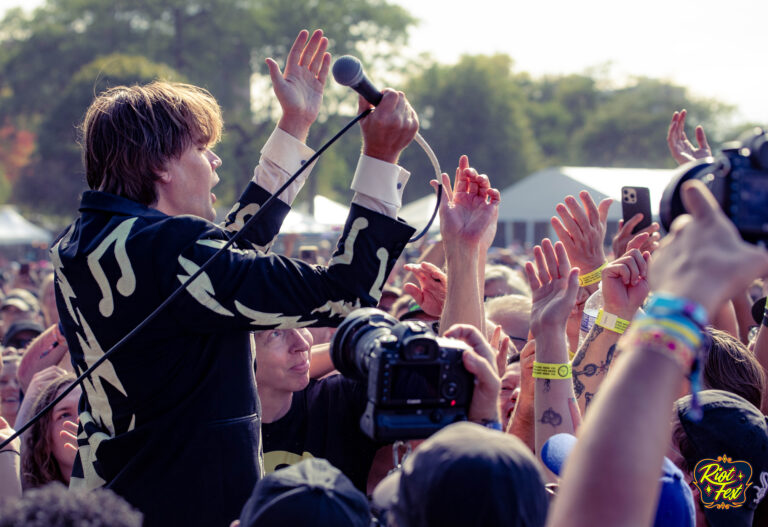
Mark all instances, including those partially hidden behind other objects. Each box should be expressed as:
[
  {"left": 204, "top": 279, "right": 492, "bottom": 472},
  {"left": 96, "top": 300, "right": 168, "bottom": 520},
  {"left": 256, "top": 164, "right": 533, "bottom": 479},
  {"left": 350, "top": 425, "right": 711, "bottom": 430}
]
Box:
[
  {"left": 0, "top": 206, "right": 51, "bottom": 246},
  {"left": 313, "top": 195, "right": 348, "bottom": 226},
  {"left": 496, "top": 166, "right": 676, "bottom": 245},
  {"left": 399, "top": 192, "right": 440, "bottom": 232}
]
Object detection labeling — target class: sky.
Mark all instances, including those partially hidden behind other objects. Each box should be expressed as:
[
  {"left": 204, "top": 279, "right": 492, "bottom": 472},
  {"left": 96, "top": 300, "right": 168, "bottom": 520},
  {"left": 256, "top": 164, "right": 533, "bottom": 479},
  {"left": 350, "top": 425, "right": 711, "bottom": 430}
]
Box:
[
  {"left": 388, "top": 0, "right": 768, "bottom": 125},
  {"left": 1, "top": 0, "right": 766, "bottom": 124}
]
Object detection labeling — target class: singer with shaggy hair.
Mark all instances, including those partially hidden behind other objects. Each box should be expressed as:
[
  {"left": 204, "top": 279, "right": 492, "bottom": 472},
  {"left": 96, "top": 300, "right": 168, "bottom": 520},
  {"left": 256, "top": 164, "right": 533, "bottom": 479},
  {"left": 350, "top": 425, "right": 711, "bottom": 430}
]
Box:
[{"left": 51, "top": 29, "right": 418, "bottom": 526}]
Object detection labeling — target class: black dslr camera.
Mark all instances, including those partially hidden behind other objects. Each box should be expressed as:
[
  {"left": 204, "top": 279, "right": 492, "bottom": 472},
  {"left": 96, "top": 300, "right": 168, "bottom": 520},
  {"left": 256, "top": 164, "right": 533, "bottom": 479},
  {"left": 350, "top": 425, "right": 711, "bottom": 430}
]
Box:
[
  {"left": 660, "top": 128, "right": 768, "bottom": 244},
  {"left": 330, "top": 308, "right": 474, "bottom": 441}
]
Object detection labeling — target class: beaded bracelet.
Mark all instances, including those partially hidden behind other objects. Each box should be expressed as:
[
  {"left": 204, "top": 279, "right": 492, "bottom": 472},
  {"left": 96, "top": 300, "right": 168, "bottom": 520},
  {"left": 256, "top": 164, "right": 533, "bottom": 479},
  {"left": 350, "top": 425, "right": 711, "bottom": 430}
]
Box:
[
  {"left": 644, "top": 293, "right": 708, "bottom": 329},
  {"left": 623, "top": 325, "right": 697, "bottom": 372},
  {"left": 631, "top": 317, "right": 702, "bottom": 351},
  {"left": 578, "top": 263, "right": 606, "bottom": 287}
]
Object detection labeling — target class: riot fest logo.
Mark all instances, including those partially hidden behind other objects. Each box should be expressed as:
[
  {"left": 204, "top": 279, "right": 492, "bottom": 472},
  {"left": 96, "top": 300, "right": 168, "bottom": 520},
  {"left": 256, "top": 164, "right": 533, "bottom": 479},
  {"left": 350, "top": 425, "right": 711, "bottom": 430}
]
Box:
[{"left": 693, "top": 455, "right": 753, "bottom": 509}]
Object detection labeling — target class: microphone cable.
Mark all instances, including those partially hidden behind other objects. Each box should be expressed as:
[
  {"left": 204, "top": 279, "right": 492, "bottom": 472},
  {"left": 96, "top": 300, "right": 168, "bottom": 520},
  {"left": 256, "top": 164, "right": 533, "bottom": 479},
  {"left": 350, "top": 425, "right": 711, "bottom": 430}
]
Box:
[{"left": 1, "top": 104, "right": 446, "bottom": 449}]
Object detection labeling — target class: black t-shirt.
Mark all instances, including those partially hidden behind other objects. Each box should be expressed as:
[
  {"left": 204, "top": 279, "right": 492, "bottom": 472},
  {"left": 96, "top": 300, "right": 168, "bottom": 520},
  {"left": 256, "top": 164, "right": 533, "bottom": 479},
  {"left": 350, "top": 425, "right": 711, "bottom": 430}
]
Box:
[{"left": 262, "top": 374, "right": 381, "bottom": 491}]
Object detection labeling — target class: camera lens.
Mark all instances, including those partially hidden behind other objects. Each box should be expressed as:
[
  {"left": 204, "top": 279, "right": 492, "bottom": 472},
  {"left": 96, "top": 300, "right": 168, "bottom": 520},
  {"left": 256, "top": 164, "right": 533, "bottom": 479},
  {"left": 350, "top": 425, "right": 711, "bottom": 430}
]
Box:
[{"left": 330, "top": 308, "right": 398, "bottom": 380}]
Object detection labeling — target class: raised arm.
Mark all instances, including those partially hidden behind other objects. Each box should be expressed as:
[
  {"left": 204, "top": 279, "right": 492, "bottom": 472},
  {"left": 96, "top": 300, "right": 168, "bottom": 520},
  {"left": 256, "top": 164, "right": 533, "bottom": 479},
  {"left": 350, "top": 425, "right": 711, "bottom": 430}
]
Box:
[
  {"left": 548, "top": 180, "right": 768, "bottom": 527},
  {"left": 524, "top": 239, "right": 580, "bottom": 462},
  {"left": 224, "top": 29, "right": 332, "bottom": 247},
  {"left": 572, "top": 237, "right": 651, "bottom": 415},
  {"left": 266, "top": 29, "right": 330, "bottom": 142},
  {"left": 438, "top": 156, "right": 500, "bottom": 335},
  {"left": 667, "top": 109, "right": 712, "bottom": 165}
]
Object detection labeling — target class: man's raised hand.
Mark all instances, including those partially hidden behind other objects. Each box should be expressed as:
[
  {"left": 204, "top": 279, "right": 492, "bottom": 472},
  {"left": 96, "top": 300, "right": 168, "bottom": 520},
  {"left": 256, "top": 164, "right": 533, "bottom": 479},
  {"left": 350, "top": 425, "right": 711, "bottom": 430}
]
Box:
[
  {"left": 667, "top": 109, "right": 711, "bottom": 165},
  {"left": 524, "top": 239, "right": 580, "bottom": 337},
  {"left": 551, "top": 191, "right": 611, "bottom": 275},
  {"left": 435, "top": 155, "right": 501, "bottom": 249},
  {"left": 266, "top": 29, "right": 331, "bottom": 142}
]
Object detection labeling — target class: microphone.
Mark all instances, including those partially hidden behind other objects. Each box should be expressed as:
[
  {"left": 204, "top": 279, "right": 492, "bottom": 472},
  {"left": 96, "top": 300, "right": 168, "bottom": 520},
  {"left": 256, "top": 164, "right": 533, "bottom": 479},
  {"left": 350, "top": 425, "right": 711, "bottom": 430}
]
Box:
[{"left": 332, "top": 56, "right": 383, "bottom": 106}]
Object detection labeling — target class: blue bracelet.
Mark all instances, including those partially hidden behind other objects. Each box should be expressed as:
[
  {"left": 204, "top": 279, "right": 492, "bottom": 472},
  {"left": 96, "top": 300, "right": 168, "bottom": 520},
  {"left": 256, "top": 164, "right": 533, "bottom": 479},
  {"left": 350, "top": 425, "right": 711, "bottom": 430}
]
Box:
[{"left": 644, "top": 293, "right": 708, "bottom": 328}]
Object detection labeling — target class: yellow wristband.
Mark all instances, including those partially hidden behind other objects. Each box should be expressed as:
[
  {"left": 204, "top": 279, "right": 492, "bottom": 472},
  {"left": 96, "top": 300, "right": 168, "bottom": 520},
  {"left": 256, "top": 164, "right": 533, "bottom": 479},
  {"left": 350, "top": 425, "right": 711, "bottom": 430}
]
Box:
[
  {"left": 578, "top": 263, "right": 606, "bottom": 287},
  {"left": 595, "top": 309, "right": 630, "bottom": 334},
  {"left": 532, "top": 361, "right": 572, "bottom": 379}
]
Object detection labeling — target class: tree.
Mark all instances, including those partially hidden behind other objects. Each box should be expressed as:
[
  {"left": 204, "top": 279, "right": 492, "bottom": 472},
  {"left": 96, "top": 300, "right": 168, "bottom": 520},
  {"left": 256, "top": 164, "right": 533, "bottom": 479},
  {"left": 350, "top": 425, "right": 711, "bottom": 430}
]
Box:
[
  {"left": 571, "top": 78, "right": 730, "bottom": 168},
  {"left": 12, "top": 54, "right": 184, "bottom": 214},
  {"left": 398, "top": 54, "right": 541, "bottom": 204},
  {"left": 0, "top": 0, "right": 415, "bottom": 214}
]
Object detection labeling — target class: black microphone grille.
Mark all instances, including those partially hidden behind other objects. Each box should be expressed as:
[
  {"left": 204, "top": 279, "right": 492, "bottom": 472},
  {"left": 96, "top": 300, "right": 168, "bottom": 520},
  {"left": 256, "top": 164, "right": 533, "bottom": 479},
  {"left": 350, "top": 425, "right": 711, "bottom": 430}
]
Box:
[{"left": 332, "top": 55, "right": 364, "bottom": 87}]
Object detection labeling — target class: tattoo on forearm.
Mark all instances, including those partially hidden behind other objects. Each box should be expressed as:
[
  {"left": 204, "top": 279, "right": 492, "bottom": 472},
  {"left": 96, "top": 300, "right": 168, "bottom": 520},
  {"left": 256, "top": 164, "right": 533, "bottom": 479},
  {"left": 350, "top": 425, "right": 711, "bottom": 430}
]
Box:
[
  {"left": 543, "top": 379, "right": 551, "bottom": 393},
  {"left": 585, "top": 392, "right": 594, "bottom": 409},
  {"left": 540, "top": 407, "right": 563, "bottom": 427},
  {"left": 573, "top": 342, "right": 617, "bottom": 399},
  {"left": 572, "top": 325, "right": 604, "bottom": 367}
]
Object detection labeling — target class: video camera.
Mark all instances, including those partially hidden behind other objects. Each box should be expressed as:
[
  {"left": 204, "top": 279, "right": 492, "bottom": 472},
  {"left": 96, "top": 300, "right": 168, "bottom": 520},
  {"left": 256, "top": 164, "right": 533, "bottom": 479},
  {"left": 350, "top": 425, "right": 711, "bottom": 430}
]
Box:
[
  {"left": 330, "top": 308, "right": 474, "bottom": 441},
  {"left": 660, "top": 128, "right": 768, "bottom": 244}
]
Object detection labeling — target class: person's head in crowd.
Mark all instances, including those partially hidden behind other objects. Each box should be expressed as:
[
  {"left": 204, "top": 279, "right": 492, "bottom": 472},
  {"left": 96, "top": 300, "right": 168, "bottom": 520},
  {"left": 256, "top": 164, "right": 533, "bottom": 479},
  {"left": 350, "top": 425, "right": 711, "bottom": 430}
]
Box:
[
  {"left": 0, "top": 349, "right": 20, "bottom": 427},
  {"left": 380, "top": 421, "right": 548, "bottom": 527},
  {"left": 81, "top": 81, "right": 223, "bottom": 217},
  {"left": 484, "top": 264, "right": 531, "bottom": 299},
  {"left": 486, "top": 294, "right": 532, "bottom": 348},
  {"left": 38, "top": 272, "right": 58, "bottom": 327},
  {"left": 542, "top": 433, "right": 696, "bottom": 527},
  {"left": 9, "top": 261, "right": 38, "bottom": 293},
  {"left": 253, "top": 328, "right": 313, "bottom": 419},
  {"left": 0, "top": 482, "right": 143, "bottom": 527},
  {"left": 670, "top": 390, "right": 768, "bottom": 527},
  {"left": 675, "top": 328, "right": 765, "bottom": 409},
  {"left": 0, "top": 288, "right": 40, "bottom": 329},
  {"left": 499, "top": 356, "right": 521, "bottom": 430},
  {"left": 378, "top": 285, "right": 402, "bottom": 314},
  {"left": 21, "top": 373, "right": 80, "bottom": 489},
  {"left": 232, "top": 458, "right": 371, "bottom": 527},
  {"left": 2, "top": 319, "right": 44, "bottom": 350}
]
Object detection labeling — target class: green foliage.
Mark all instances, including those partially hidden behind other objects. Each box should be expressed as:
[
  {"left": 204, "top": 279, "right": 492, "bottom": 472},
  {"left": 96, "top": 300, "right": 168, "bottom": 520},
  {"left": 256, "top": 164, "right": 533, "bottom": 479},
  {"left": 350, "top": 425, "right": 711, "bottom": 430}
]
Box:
[
  {"left": 569, "top": 78, "right": 730, "bottom": 168},
  {"left": 0, "top": 0, "right": 414, "bottom": 216},
  {"left": 12, "top": 54, "right": 184, "bottom": 213},
  {"left": 0, "top": 0, "right": 746, "bottom": 219},
  {"left": 399, "top": 54, "right": 541, "bottom": 203}
]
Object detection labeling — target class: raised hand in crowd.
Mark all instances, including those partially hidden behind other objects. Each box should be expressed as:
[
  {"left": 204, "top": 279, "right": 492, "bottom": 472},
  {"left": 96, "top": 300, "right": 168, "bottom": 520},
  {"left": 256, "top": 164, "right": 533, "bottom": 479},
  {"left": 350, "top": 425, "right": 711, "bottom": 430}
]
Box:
[
  {"left": 550, "top": 191, "right": 611, "bottom": 351},
  {"left": 436, "top": 155, "right": 500, "bottom": 334},
  {"left": 550, "top": 191, "right": 611, "bottom": 279},
  {"left": 489, "top": 324, "right": 513, "bottom": 376},
  {"left": 524, "top": 239, "right": 580, "bottom": 462},
  {"left": 17, "top": 324, "right": 69, "bottom": 393},
  {"left": 265, "top": 29, "right": 331, "bottom": 142},
  {"left": 0, "top": 416, "right": 21, "bottom": 501},
  {"left": 548, "top": 180, "right": 768, "bottom": 527},
  {"left": 572, "top": 234, "right": 651, "bottom": 414},
  {"left": 666, "top": 109, "right": 712, "bottom": 165},
  {"left": 402, "top": 261, "right": 446, "bottom": 319},
  {"left": 611, "top": 213, "right": 660, "bottom": 258}
]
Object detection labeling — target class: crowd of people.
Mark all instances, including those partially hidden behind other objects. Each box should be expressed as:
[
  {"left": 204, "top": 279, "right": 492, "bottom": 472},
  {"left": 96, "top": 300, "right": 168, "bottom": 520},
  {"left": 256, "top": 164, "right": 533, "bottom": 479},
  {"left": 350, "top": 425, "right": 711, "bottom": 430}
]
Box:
[{"left": 0, "top": 27, "right": 767, "bottom": 527}]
